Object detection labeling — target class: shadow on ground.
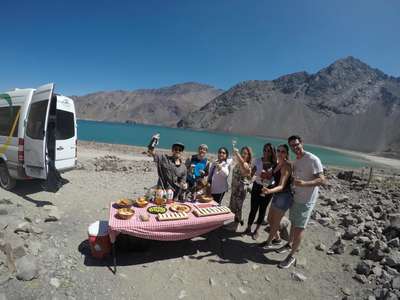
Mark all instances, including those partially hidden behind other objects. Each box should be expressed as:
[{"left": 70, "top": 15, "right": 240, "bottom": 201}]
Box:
[
  {"left": 8, "top": 178, "right": 70, "bottom": 207},
  {"left": 78, "top": 227, "right": 281, "bottom": 273}
]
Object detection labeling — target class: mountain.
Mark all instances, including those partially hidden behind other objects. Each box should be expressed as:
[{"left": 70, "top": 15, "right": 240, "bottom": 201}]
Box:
[
  {"left": 178, "top": 57, "right": 400, "bottom": 155},
  {"left": 72, "top": 82, "right": 223, "bottom": 127}
]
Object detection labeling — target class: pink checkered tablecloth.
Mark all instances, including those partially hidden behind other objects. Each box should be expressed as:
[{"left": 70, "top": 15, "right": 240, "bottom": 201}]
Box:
[{"left": 108, "top": 202, "right": 234, "bottom": 242}]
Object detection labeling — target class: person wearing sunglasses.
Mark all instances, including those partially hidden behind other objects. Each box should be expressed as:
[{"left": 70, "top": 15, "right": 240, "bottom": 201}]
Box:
[
  {"left": 258, "top": 144, "right": 293, "bottom": 249},
  {"left": 208, "top": 147, "right": 232, "bottom": 204},
  {"left": 276, "top": 135, "right": 326, "bottom": 269},
  {"left": 147, "top": 136, "right": 188, "bottom": 201},
  {"left": 243, "top": 143, "right": 277, "bottom": 240}
]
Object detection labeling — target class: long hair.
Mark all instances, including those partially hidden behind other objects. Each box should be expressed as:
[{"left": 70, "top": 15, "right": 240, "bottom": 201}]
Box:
[
  {"left": 217, "top": 147, "right": 229, "bottom": 161},
  {"left": 263, "top": 143, "right": 277, "bottom": 164},
  {"left": 241, "top": 146, "right": 253, "bottom": 163},
  {"left": 277, "top": 144, "right": 289, "bottom": 161}
]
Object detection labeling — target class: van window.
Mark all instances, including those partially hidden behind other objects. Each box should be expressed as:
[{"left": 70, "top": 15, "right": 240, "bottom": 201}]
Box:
[
  {"left": 56, "top": 110, "right": 75, "bottom": 140},
  {"left": 0, "top": 106, "right": 20, "bottom": 137},
  {"left": 26, "top": 100, "right": 49, "bottom": 139}
]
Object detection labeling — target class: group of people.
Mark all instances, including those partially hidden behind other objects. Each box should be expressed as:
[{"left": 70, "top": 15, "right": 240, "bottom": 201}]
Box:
[{"left": 146, "top": 134, "right": 326, "bottom": 269}]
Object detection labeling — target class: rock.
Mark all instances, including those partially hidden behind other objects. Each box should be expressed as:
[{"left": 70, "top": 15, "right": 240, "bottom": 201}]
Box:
[
  {"left": 374, "top": 288, "right": 388, "bottom": 299},
  {"left": 343, "top": 226, "right": 360, "bottom": 240},
  {"left": 291, "top": 271, "right": 307, "bottom": 281},
  {"left": 386, "top": 292, "right": 399, "bottom": 300},
  {"left": 50, "top": 277, "right": 61, "bottom": 288},
  {"left": 238, "top": 287, "right": 247, "bottom": 294},
  {"left": 209, "top": 277, "right": 216, "bottom": 287},
  {"left": 318, "top": 217, "right": 331, "bottom": 226},
  {"left": 14, "top": 222, "right": 32, "bottom": 234},
  {"left": 15, "top": 255, "right": 38, "bottom": 281},
  {"left": 252, "top": 264, "right": 260, "bottom": 270},
  {"left": 372, "top": 266, "right": 383, "bottom": 277},
  {"left": 388, "top": 238, "right": 400, "bottom": 248},
  {"left": 343, "top": 215, "right": 357, "bottom": 227},
  {"left": 385, "top": 266, "right": 400, "bottom": 276},
  {"left": 341, "top": 287, "right": 352, "bottom": 296},
  {"left": 350, "top": 247, "right": 361, "bottom": 256},
  {"left": 383, "top": 251, "right": 400, "bottom": 268},
  {"left": 264, "top": 275, "right": 271, "bottom": 282},
  {"left": 357, "top": 236, "right": 371, "bottom": 244},
  {"left": 389, "top": 214, "right": 400, "bottom": 230},
  {"left": 353, "top": 274, "right": 368, "bottom": 284},
  {"left": 330, "top": 237, "right": 346, "bottom": 254},
  {"left": 43, "top": 206, "right": 61, "bottom": 222},
  {"left": 338, "top": 196, "right": 350, "bottom": 203},
  {"left": 392, "top": 276, "right": 400, "bottom": 290},
  {"left": 316, "top": 243, "right": 326, "bottom": 251},
  {"left": 356, "top": 261, "right": 371, "bottom": 275},
  {"left": 178, "top": 290, "right": 187, "bottom": 299}
]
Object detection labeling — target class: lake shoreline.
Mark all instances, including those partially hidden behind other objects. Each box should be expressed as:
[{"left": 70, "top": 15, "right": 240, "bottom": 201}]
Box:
[{"left": 77, "top": 140, "right": 400, "bottom": 171}]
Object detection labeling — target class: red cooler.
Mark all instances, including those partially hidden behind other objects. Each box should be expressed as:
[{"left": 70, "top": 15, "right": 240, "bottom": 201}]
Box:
[{"left": 88, "top": 220, "right": 111, "bottom": 259}]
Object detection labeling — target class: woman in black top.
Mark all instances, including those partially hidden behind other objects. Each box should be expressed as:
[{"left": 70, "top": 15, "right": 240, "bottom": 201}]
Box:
[
  {"left": 243, "top": 143, "right": 277, "bottom": 240},
  {"left": 259, "top": 144, "right": 293, "bottom": 249}
]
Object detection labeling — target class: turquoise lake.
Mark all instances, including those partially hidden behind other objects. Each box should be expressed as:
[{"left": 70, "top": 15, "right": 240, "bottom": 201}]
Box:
[{"left": 77, "top": 120, "right": 366, "bottom": 168}]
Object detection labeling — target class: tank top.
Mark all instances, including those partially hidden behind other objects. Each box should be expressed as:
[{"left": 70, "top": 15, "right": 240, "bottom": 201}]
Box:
[{"left": 273, "top": 166, "right": 291, "bottom": 193}]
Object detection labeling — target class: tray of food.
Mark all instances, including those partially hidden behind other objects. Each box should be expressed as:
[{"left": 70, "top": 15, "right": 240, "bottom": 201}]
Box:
[
  {"left": 193, "top": 206, "right": 231, "bottom": 217},
  {"left": 116, "top": 207, "right": 135, "bottom": 220},
  {"left": 157, "top": 212, "right": 189, "bottom": 221},
  {"left": 169, "top": 203, "right": 191, "bottom": 213},
  {"left": 115, "top": 198, "right": 134, "bottom": 208},
  {"left": 135, "top": 197, "right": 149, "bottom": 208},
  {"left": 147, "top": 206, "right": 167, "bottom": 214}
]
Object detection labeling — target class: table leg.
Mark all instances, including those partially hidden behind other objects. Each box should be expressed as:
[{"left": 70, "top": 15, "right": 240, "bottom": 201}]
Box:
[{"left": 112, "top": 242, "right": 117, "bottom": 274}]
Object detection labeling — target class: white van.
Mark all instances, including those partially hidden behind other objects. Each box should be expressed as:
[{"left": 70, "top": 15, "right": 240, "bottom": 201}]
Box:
[{"left": 0, "top": 83, "right": 77, "bottom": 190}]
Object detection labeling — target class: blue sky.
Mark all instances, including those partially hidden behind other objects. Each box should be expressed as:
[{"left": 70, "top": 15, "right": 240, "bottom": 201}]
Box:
[{"left": 0, "top": 0, "right": 399, "bottom": 95}]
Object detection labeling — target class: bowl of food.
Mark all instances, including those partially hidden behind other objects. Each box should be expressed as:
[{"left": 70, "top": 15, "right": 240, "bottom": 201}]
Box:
[
  {"left": 147, "top": 206, "right": 167, "bottom": 214},
  {"left": 197, "top": 195, "right": 214, "bottom": 203},
  {"left": 116, "top": 207, "right": 135, "bottom": 220},
  {"left": 115, "top": 198, "right": 134, "bottom": 208},
  {"left": 135, "top": 197, "right": 149, "bottom": 208},
  {"left": 169, "top": 203, "right": 191, "bottom": 213},
  {"left": 154, "top": 197, "right": 166, "bottom": 206}
]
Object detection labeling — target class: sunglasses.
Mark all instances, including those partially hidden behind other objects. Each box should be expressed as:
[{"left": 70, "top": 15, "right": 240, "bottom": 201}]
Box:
[
  {"left": 172, "top": 147, "right": 183, "bottom": 152},
  {"left": 218, "top": 151, "right": 227, "bottom": 154},
  {"left": 289, "top": 143, "right": 301, "bottom": 148}
]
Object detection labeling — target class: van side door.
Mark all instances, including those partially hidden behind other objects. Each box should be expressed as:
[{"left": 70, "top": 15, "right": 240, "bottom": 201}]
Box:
[
  {"left": 24, "top": 83, "right": 54, "bottom": 179},
  {"left": 55, "top": 96, "right": 76, "bottom": 171}
]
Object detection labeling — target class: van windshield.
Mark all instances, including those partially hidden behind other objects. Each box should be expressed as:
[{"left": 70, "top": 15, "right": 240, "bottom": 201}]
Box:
[{"left": 26, "top": 100, "right": 48, "bottom": 139}]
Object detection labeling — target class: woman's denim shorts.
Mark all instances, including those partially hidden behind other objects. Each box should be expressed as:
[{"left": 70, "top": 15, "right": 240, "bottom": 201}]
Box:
[{"left": 271, "top": 191, "right": 293, "bottom": 212}]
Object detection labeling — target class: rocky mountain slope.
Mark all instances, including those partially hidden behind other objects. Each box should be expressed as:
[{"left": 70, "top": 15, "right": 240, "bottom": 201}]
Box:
[
  {"left": 178, "top": 57, "right": 400, "bottom": 155},
  {"left": 72, "top": 82, "right": 223, "bottom": 127}
]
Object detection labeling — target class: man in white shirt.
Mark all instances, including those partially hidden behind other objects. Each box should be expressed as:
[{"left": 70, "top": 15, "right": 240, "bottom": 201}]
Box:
[{"left": 278, "top": 135, "right": 326, "bottom": 268}]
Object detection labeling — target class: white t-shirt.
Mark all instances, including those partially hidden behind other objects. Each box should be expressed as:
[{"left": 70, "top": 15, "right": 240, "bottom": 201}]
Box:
[
  {"left": 293, "top": 151, "right": 323, "bottom": 204},
  {"left": 209, "top": 158, "right": 232, "bottom": 194}
]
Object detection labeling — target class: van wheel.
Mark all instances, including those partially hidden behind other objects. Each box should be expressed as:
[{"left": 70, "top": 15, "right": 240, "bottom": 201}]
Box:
[{"left": 0, "top": 162, "right": 16, "bottom": 190}]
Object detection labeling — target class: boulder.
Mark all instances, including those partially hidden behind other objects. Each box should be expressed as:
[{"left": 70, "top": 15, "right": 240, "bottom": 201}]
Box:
[
  {"left": 15, "top": 255, "right": 38, "bottom": 281},
  {"left": 356, "top": 261, "right": 371, "bottom": 275},
  {"left": 389, "top": 214, "right": 400, "bottom": 231}
]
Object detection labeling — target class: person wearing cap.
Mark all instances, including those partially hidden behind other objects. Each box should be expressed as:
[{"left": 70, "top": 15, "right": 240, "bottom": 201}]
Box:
[
  {"left": 185, "top": 144, "right": 210, "bottom": 193},
  {"left": 147, "top": 138, "right": 188, "bottom": 201}
]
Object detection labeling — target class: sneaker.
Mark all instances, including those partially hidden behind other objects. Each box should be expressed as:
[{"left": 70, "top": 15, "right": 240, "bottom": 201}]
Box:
[
  {"left": 278, "top": 255, "right": 296, "bottom": 269},
  {"left": 258, "top": 240, "right": 274, "bottom": 250},
  {"left": 275, "top": 243, "right": 291, "bottom": 254},
  {"left": 272, "top": 239, "right": 283, "bottom": 246},
  {"left": 251, "top": 231, "right": 259, "bottom": 240}
]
